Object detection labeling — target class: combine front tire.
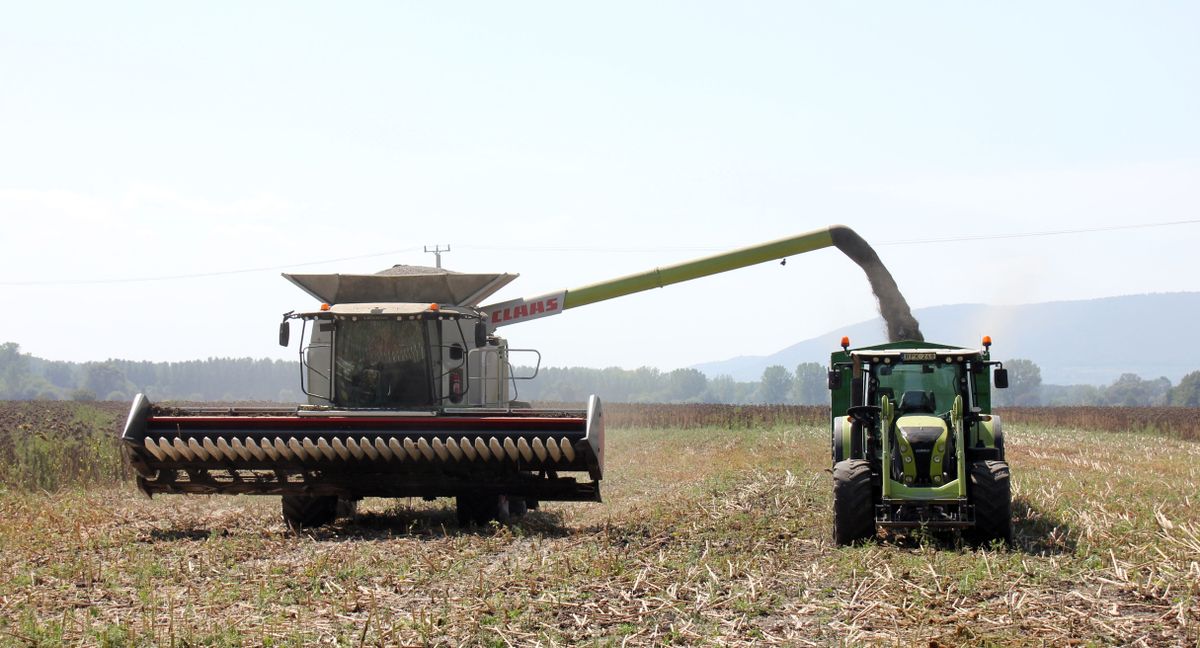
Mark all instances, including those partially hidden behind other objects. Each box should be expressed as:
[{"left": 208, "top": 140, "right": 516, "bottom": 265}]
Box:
[
  {"left": 281, "top": 495, "right": 339, "bottom": 531},
  {"left": 968, "top": 460, "right": 1013, "bottom": 546},
  {"left": 832, "top": 459, "right": 876, "bottom": 545},
  {"left": 335, "top": 498, "right": 358, "bottom": 520},
  {"left": 456, "top": 495, "right": 507, "bottom": 526}
]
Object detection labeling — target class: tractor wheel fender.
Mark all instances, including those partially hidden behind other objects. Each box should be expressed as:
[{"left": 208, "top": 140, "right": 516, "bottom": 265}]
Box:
[
  {"left": 831, "top": 417, "right": 842, "bottom": 466},
  {"left": 976, "top": 415, "right": 1005, "bottom": 458},
  {"left": 831, "top": 416, "right": 852, "bottom": 466},
  {"left": 991, "top": 415, "right": 1005, "bottom": 460}
]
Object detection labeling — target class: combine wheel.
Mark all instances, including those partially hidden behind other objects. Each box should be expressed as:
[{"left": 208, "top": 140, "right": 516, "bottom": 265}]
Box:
[
  {"left": 456, "top": 495, "right": 510, "bottom": 526},
  {"left": 967, "top": 460, "right": 1013, "bottom": 546},
  {"left": 281, "top": 495, "right": 338, "bottom": 531},
  {"left": 832, "top": 459, "right": 876, "bottom": 546},
  {"left": 335, "top": 497, "right": 358, "bottom": 520}
]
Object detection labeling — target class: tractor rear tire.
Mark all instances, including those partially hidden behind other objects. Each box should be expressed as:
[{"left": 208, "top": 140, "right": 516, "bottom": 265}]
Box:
[
  {"left": 833, "top": 459, "right": 876, "bottom": 545},
  {"left": 281, "top": 495, "right": 338, "bottom": 531},
  {"left": 968, "top": 460, "right": 1013, "bottom": 546}
]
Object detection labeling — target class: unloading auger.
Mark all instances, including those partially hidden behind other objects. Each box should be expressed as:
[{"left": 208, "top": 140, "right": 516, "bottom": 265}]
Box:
[{"left": 120, "top": 225, "right": 880, "bottom": 529}]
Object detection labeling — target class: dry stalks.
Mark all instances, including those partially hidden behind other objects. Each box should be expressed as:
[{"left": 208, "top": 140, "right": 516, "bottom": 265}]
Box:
[{"left": 0, "top": 402, "right": 1197, "bottom": 645}]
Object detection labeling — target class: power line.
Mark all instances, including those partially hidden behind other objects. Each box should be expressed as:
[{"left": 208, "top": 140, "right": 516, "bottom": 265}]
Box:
[
  {"left": 0, "top": 247, "right": 422, "bottom": 286},
  {"left": 3, "top": 218, "right": 1196, "bottom": 287},
  {"left": 877, "top": 218, "right": 1200, "bottom": 246},
  {"left": 460, "top": 218, "right": 1200, "bottom": 251}
]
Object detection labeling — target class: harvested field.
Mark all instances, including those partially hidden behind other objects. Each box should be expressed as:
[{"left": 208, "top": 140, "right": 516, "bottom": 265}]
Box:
[
  {"left": 1, "top": 401, "right": 1198, "bottom": 646},
  {"left": 1001, "top": 406, "right": 1200, "bottom": 441}
]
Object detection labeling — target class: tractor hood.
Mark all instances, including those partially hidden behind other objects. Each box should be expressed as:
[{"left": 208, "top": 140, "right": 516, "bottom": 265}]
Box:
[{"left": 283, "top": 266, "right": 517, "bottom": 307}]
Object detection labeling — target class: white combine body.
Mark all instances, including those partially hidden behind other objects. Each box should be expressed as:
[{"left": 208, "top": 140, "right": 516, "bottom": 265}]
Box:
[{"left": 124, "top": 266, "right": 602, "bottom": 528}]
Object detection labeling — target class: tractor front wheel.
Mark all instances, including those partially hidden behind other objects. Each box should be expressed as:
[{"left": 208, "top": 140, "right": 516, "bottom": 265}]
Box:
[
  {"left": 968, "top": 460, "right": 1013, "bottom": 546},
  {"left": 832, "top": 459, "right": 876, "bottom": 545}
]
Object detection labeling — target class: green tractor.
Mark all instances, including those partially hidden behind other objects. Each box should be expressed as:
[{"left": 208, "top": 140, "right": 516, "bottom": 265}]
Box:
[{"left": 828, "top": 336, "right": 1012, "bottom": 545}]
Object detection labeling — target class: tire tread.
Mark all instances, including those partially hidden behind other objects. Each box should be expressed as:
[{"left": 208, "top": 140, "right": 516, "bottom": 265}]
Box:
[
  {"left": 833, "top": 459, "right": 876, "bottom": 545},
  {"left": 968, "top": 460, "right": 1013, "bottom": 546}
]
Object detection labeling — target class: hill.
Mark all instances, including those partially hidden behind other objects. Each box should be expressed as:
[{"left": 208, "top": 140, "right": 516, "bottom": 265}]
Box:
[{"left": 693, "top": 292, "right": 1200, "bottom": 384}]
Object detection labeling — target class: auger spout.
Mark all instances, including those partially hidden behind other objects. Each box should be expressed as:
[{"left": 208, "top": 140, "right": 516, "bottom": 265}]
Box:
[
  {"left": 564, "top": 227, "right": 835, "bottom": 309},
  {"left": 482, "top": 224, "right": 923, "bottom": 343}
]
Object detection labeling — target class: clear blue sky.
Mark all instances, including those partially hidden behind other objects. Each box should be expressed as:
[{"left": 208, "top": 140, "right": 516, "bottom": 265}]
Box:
[{"left": 2, "top": 2, "right": 1198, "bottom": 369}]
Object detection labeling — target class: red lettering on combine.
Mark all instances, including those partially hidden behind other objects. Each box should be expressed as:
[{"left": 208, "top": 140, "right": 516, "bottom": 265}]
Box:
[
  {"left": 515, "top": 304, "right": 529, "bottom": 319},
  {"left": 531, "top": 301, "right": 545, "bottom": 315},
  {"left": 546, "top": 298, "right": 559, "bottom": 311}
]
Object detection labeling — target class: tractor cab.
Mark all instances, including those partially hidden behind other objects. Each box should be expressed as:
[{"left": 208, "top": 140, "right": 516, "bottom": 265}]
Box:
[{"left": 828, "top": 338, "right": 1013, "bottom": 544}]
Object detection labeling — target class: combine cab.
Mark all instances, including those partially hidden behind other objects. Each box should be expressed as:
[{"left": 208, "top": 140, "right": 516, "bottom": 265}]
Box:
[{"left": 827, "top": 337, "right": 1013, "bottom": 545}]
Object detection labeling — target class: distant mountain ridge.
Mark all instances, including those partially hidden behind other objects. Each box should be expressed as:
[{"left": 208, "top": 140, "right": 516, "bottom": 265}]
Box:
[{"left": 692, "top": 292, "right": 1200, "bottom": 385}]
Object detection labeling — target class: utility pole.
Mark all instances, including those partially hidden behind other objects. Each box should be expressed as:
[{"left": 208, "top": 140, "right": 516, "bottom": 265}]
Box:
[{"left": 424, "top": 244, "right": 451, "bottom": 269}]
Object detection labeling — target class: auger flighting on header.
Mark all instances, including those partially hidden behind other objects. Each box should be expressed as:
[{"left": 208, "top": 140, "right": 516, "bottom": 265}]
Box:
[{"left": 120, "top": 225, "right": 921, "bottom": 529}]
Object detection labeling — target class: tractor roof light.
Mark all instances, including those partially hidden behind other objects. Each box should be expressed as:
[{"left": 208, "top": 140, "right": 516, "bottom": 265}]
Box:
[
  {"left": 840, "top": 336, "right": 850, "bottom": 351},
  {"left": 982, "top": 335, "right": 992, "bottom": 349},
  {"left": 320, "top": 303, "right": 331, "bottom": 311},
  {"left": 429, "top": 303, "right": 440, "bottom": 312}
]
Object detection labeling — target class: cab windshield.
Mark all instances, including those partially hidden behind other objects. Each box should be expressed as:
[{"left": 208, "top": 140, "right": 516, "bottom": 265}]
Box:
[
  {"left": 870, "top": 362, "right": 961, "bottom": 415},
  {"left": 334, "top": 319, "right": 433, "bottom": 407}
]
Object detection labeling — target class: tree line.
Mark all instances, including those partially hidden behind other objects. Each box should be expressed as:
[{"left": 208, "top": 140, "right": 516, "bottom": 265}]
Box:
[
  {"left": 512, "top": 363, "right": 830, "bottom": 405},
  {"left": 993, "top": 358, "right": 1200, "bottom": 407},
  {"left": 2, "top": 341, "right": 1197, "bottom": 406},
  {"left": 0, "top": 342, "right": 301, "bottom": 402},
  {"left": 520, "top": 360, "right": 1200, "bottom": 407}
]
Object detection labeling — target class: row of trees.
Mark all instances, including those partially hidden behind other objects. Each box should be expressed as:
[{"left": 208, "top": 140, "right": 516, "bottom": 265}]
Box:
[
  {"left": 525, "top": 359, "right": 1200, "bottom": 407},
  {"left": 3, "top": 341, "right": 1199, "bottom": 406},
  {"left": 0, "top": 342, "right": 301, "bottom": 402},
  {"left": 515, "top": 363, "right": 829, "bottom": 405},
  {"left": 993, "top": 358, "right": 1200, "bottom": 407}
]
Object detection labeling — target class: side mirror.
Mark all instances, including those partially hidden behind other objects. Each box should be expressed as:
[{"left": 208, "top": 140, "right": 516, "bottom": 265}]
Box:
[
  {"left": 279, "top": 321, "right": 290, "bottom": 347},
  {"left": 475, "top": 321, "right": 488, "bottom": 348},
  {"left": 827, "top": 369, "right": 843, "bottom": 390},
  {"left": 993, "top": 368, "right": 1009, "bottom": 389}
]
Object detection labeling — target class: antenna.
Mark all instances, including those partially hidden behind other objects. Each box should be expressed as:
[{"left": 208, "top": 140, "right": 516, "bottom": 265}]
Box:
[{"left": 423, "top": 244, "right": 451, "bottom": 269}]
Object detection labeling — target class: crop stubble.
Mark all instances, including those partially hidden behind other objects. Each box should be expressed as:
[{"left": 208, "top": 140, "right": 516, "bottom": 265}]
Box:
[{"left": 0, "top": 401, "right": 1197, "bottom": 646}]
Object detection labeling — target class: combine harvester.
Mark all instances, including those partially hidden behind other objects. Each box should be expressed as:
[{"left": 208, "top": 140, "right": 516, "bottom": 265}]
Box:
[{"left": 121, "top": 225, "right": 911, "bottom": 529}]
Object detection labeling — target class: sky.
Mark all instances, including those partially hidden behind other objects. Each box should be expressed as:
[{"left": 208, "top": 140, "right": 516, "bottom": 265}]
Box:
[{"left": 2, "top": 2, "right": 1198, "bottom": 371}]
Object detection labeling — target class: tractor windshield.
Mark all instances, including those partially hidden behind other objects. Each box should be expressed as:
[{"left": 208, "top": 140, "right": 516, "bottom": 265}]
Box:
[
  {"left": 333, "top": 319, "right": 433, "bottom": 408},
  {"left": 871, "top": 362, "right": 962, "bottom": 416}
]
